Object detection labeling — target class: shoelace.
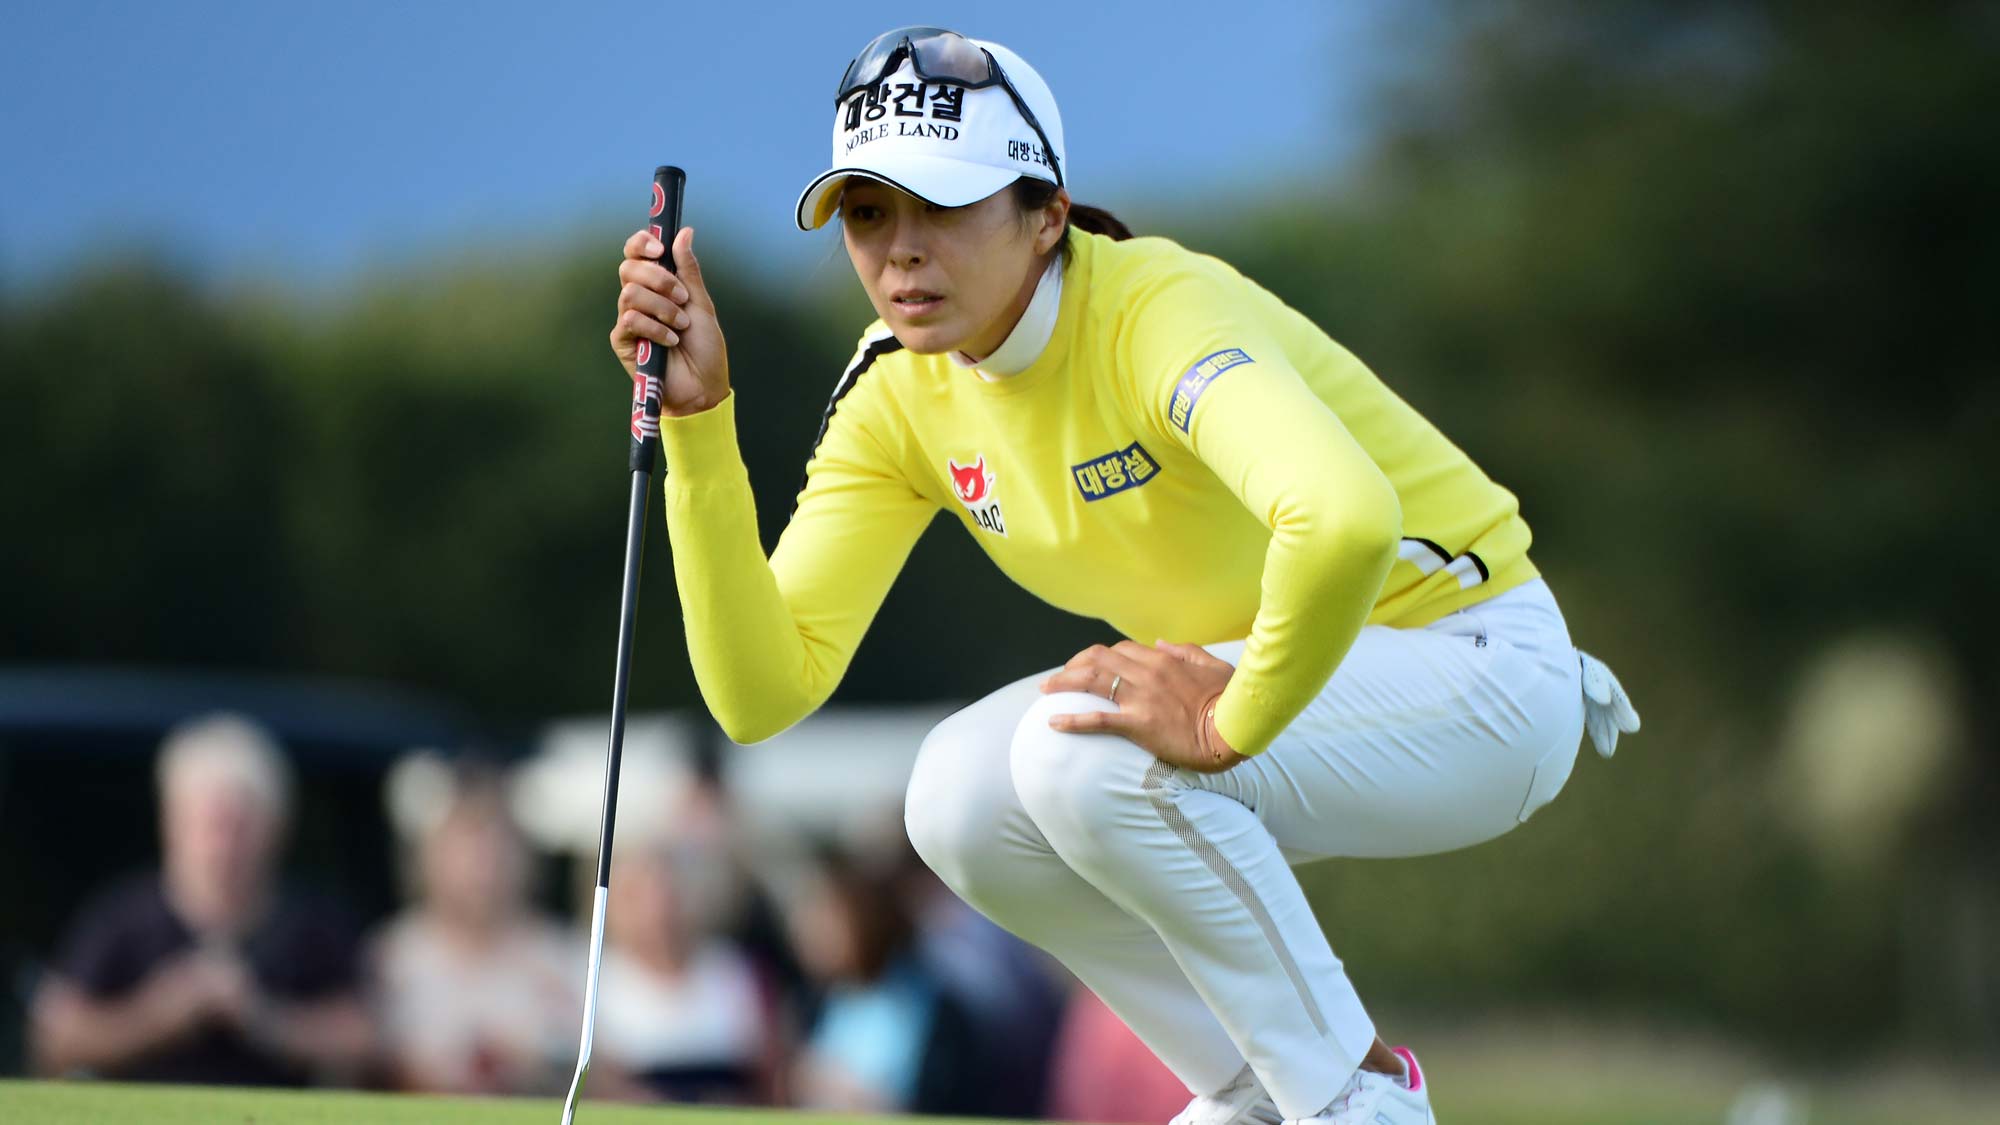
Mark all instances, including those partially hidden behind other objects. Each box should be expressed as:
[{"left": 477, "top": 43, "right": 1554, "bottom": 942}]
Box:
[
  {"left": 1177, "top": 1066, "right": 1269, "bottom": 1125},
  {"left": 1320, "top": 1068, "right": 1394, "bottom": 1121}
]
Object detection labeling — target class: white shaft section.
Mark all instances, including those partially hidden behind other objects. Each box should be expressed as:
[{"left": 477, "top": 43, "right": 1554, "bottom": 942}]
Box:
[{"left": 559, "top": 885, "right": 610, "bottom": 1125}]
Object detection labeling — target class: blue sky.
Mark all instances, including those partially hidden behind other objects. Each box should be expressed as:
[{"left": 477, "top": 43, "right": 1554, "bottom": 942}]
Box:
[{"left": 1, "top": 1, "right": 1399, "bottom": 289}]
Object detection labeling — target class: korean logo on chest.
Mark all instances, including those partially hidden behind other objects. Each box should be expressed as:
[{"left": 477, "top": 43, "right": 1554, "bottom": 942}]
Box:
[
  {"left": 1070, "top": 440, "right": 1161, "bottom": 502},
  {"left": 943, "top": 440, "right": 1162, "bottom": 539}
]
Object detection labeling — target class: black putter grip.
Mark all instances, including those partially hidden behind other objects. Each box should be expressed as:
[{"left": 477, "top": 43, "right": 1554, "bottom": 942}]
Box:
[{"left": 629, "top": 165, "right": 687, "bottom": 473}]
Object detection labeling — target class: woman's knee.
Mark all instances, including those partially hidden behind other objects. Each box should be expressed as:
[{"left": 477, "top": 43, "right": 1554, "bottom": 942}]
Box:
[
  {"left": 904, "top": 709, "right": 1014, "bottom": 889},
  {"left": 1009, "top": 692, "right": 1153, "bottom": 848}
]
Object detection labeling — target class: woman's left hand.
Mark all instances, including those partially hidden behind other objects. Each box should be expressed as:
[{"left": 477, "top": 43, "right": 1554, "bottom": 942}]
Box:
[{"left": 1040, "top": 640, "right": 1249, "bottom": 773}]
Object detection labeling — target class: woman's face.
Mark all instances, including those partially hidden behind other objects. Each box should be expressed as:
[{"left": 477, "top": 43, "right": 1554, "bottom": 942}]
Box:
[
  {"left": 607, "top": 850, "right": 686, "bottom": 957},
  {"left": 421, "top": 800, "right": 525, "bottom": 929},
  {"left": 840, "top": 179, "right": 1066, "bottom": 358}
]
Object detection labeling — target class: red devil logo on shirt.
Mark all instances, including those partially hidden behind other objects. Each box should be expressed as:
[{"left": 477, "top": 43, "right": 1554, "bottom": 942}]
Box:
[
  {"left": 949, "top": 456, "right": 993, "bottom": 503},
  {"left": 946, "top": 455, "right": 1006, "bottom": 537}
]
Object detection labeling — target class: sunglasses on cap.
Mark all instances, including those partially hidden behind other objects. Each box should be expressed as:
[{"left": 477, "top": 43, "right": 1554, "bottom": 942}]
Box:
[{"left": 835, "top": 25, "right": 1064, "bottom": 189}]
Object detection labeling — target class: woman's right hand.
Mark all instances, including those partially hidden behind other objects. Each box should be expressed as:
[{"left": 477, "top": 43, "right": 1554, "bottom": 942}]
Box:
[{"left": 611, "top": 226, "right": 730, "bottom": 416}]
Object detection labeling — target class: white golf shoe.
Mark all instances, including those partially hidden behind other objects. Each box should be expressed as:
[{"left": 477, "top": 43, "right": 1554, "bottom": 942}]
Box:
[
  {"left": 1170, "top": 1063, "right": 1283, "bottom": 1125},
  {"left": 1285, "top": 1046, "right": 1435, "bottom": 1125}
]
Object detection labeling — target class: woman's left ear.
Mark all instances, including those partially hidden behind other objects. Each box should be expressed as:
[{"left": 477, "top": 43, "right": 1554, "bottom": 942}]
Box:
[{"left": 1037, "top": 188, "right": 1072, "bottom": 255}]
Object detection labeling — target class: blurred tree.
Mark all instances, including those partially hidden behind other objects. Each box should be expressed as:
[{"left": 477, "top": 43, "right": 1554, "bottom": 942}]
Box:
[
  {"left": 2, "top": 269, "right": 295, "bottom": 667},
  {"left": 1201, "top": 0, "right": 1998, "bottom": 1056}
]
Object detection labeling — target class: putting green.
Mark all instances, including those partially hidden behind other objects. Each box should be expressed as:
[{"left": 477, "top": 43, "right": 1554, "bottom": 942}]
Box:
[
  {"left": 3, "top": 1070, "right": 1995, "bottom": 1125},
  {"left": 0, "top": 1081, "right": 907, "bottom": 1125}
]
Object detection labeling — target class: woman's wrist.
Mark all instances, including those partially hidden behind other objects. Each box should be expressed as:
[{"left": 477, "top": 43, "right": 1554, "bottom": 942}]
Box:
[
  {"left": 662, "top": 388, "right": 728, "bottom": 418},
  {"left": 657, "top": 389, "right": 748, "bottom": 481},
  {"left": 1194, "top": 696, "right": 1245, "bottom": 771}
]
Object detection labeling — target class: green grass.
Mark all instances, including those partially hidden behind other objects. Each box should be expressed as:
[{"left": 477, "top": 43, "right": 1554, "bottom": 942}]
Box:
[
  {"left": 4, "top": 1032, "right": 1998, "bottom": 1125},
  {"left": 1409, "top": 1025, "right": 2000, "bottom": 1125},
  {"left": 0, "top": 1081, "right": 867, "bottom": 1125}
]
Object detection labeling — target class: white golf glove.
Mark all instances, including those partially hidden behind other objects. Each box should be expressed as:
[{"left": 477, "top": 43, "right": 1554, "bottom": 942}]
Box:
[{"left": 1577, "top": 649, "right": 1641, "bottom": 758}]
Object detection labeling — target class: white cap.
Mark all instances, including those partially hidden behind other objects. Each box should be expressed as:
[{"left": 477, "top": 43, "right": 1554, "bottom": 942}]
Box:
[{"left": 795, "top": 38, "right": 1065, "bottom": 231}]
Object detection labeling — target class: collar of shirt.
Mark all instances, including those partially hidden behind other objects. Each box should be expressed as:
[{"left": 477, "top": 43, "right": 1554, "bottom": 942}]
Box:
[{"left": 950, "top": 255, "right": 1064, "bottom": 381}]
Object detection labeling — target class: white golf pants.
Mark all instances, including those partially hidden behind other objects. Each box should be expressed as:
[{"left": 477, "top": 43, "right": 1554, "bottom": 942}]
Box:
[{"left": 903, "top": 578, "right": 1586, "bottom": 1118}]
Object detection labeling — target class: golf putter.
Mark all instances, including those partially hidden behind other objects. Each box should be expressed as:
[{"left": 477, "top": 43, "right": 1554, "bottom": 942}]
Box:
[{"left": 560, "top": 164, "right": 685, "bottom": 1125}]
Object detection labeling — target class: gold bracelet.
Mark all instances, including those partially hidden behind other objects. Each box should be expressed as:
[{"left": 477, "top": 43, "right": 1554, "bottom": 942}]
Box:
[{"left": 1197, "top": 697, "right": 1224, "bottom": 766}]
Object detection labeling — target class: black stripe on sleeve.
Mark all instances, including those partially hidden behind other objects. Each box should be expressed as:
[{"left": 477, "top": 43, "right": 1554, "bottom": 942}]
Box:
[
  {"left": 795, "top": 333, "right": 904, "bottom": 503},
  {"left": 1406, "top": 537, "right": 1453, "bottom": 566},
  {"left": 1465, "top": 550, "right": 1490, "bottom": 582}
]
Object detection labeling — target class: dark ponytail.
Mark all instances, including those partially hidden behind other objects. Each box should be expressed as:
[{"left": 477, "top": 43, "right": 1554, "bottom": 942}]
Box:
[
  {"left": 1067, "top": 202, "right": 1133, "bottom": 240},
  {"left": 1012, "top": 178, "right": 1133, "bottom": 242}
]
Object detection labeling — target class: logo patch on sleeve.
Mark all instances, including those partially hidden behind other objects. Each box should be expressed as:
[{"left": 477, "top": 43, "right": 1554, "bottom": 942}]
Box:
[
  {"left": 1168, "top": 348, "right": 1254, "bottom": 433},
  {"left": 1072, "top": 441, "right": 1160, "bottom": 501}
]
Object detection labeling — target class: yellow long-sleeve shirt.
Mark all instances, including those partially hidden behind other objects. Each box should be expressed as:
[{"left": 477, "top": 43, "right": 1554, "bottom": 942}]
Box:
[{"left": 658, "top": 231, "right": 1536, "bottom": 753}]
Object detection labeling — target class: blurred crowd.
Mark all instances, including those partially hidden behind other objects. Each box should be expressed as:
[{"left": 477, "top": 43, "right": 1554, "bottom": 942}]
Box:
[{"left": 24, "top": 712, "right": 1192, "bottom": 1119}]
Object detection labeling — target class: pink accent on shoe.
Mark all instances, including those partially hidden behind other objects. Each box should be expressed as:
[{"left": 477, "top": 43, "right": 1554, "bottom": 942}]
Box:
[{"left": 1390, "top": 1046, "right": 1423, "bottom": 1092}]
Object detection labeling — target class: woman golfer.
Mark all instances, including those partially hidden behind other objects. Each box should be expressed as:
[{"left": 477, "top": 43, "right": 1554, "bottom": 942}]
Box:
[{"left": 610, "top": 26, "right": 1638, "bottom": 1125}]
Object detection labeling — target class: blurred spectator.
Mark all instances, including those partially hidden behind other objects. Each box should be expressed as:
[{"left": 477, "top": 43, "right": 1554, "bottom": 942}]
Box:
[
  {"left": 29, "top": 713, "right": 373, "bottom": 1085},
  {"left": 368, "top": 764, "right": 575, "bottom": 1095},
  {"left": 594, "top": 829, "right": 775, "bottom": 1103},
  {"left": 787, "top": 849, "right": 978, "bottom": 1114},
  {"left": 679, "top": 766, "right": 810, "bottom": 1036},
  {"left": 900, "top": 855, "right": 1064, "bottom": 1117},
  {"left": 1045, "top": 986, "right": 1194, "bottom": 1123}
]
